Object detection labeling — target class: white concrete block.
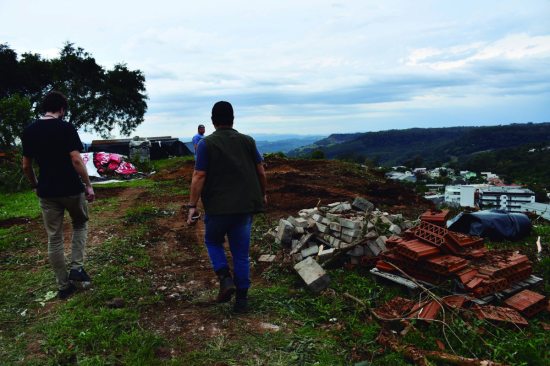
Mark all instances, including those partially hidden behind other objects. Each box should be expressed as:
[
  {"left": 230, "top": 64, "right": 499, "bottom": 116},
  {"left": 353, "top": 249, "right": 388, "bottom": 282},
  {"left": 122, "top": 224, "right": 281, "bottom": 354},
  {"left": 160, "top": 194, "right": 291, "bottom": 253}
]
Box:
[
  {"left": 389, "top": 224, "right": 402, "bottom": 235},
  {"left": 258, "top": 254, "right": 276, "bottom": 262},
  {"left": 277, "top": 219, "right": 294, "bottom": 246},
  {"left": 301, "top": 245, "right": 319, "bottom": 258},
  {"left": 294, "top": 257, "right": 330, "bottom": 293}
]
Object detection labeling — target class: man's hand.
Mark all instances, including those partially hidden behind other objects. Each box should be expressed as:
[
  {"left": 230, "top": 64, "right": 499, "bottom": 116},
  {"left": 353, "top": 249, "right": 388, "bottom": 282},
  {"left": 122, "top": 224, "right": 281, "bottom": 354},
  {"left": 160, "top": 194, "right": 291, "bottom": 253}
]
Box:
[
  {"left": 187, "top": 207, "right": 198, "bottom": 225},
  {"left": 85, "top": 185, "right": 95, "bottom": 202},
  {"left": 263, "top": 194, "right": 268, "bottom": 206}
]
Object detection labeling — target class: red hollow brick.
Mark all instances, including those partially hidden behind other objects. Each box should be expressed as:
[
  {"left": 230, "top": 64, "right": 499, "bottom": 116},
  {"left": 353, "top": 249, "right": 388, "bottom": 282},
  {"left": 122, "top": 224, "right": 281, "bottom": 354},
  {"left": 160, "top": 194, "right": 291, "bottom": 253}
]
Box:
[
  {"left": 504, "top": 290, "right": 547, "bottom": 318},
  {"left": 472, "top": 304, "right": 528, "bottom": 326}
]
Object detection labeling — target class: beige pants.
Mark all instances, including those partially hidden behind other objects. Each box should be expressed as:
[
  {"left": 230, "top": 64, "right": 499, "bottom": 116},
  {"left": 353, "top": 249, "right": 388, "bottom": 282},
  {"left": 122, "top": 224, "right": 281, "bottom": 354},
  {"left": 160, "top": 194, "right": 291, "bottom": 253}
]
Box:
[{"left": 39, "top": 193, "right": 89, "bottom": 290}]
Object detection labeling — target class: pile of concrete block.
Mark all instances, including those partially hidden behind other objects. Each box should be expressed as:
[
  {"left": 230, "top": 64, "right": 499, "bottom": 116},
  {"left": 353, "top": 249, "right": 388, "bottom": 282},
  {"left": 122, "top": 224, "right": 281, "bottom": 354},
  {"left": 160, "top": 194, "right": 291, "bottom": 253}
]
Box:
[{"left": 268, "top": 197, "right": 416, "bottom": 292}]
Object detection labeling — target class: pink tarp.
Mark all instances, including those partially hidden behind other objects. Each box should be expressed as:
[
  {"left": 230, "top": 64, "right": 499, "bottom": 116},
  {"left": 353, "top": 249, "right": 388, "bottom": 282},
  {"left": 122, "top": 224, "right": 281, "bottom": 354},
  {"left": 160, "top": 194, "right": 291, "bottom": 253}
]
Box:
[{"left": 90, "top": 152, "right": 138, "bottom": 177}]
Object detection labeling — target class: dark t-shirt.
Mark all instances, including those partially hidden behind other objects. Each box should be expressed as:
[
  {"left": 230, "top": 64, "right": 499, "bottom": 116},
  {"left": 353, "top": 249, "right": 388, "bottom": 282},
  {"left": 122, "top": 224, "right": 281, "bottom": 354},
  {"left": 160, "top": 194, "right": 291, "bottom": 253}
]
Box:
[{"left": 22, "top": 118, "right": 84, "bottom": 198}]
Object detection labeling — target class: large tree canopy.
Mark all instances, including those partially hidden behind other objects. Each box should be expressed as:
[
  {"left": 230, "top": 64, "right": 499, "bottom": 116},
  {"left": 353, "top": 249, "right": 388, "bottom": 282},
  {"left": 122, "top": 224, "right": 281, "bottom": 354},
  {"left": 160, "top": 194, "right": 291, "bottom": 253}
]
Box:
[{"left": 0, "top": 43, "right": 147, "bottom": 145}]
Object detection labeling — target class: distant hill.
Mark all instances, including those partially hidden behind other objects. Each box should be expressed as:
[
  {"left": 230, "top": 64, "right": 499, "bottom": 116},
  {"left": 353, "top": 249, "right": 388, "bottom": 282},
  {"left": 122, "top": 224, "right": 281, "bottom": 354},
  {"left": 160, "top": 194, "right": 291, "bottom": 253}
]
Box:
[
  {"left": 255, "top": 135, "right": 326, "bottom": 153},
  {"left": 288, "top": 122, "right": 550, "bottom": 166},
  {"left": 180, "top": 134, "right": 325, "bottom": 154}
]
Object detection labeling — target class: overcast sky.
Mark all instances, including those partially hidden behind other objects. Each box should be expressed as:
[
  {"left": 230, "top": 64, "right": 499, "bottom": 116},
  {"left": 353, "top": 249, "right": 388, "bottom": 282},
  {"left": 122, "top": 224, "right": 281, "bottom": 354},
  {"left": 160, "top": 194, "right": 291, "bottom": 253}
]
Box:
[{"left": 1, "top": 0, "right": 550, "bottom": 141}]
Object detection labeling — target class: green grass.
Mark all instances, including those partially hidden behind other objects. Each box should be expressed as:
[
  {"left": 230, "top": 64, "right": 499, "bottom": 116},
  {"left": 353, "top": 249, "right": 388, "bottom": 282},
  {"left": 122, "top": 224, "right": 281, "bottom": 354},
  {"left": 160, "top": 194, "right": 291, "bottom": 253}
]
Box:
[
  {"left": 19, "top": 224, "right": 163, "bottom": 365},
  {"left": 0, "top": 224, "right": 41, "bottom": 252},
  {"left": 0, "top": 190, "right": 41, "bottom": 220},
  {"left": 88, "top": 196, "right": 120, "bottom": 214},
  {"left": 36, "top": 299, "right": 163, "bottom": 365},
  {"left": 180, "top": 329, "right": 345, "bottom": 366},
  {"left": 124, "top": 204, "right": 176, "bottom": 224},
  {"left": 152, "top": 156, "right": 194, "bottom": 171},
  {"left": 92, "top": 178, "right": 156, "bottom": 189},
  {"left": 0, "top": 268, "right": 54, "bottom": 363},
  {"left": 93, "top": 178, "right": 189, "bottom": 198},
  {"left": 150, "top": 179, "right": 189, "bottom": 196}
]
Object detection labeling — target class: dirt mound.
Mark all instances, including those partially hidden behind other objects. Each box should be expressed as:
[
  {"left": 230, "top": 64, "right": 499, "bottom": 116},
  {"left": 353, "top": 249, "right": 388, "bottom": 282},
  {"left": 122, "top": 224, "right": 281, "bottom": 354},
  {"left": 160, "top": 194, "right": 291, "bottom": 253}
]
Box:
[
  {"left": 265, "top": 157, "right": 431, "bottom": 218},
  {"left": 155, "top": 156, "right": 431, "bottom": 219}
]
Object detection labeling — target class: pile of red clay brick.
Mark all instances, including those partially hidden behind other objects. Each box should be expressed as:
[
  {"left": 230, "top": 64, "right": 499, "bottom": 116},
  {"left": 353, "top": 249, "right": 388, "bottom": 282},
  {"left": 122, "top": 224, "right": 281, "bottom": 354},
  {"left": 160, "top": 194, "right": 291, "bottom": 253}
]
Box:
[{"left": 374, "top": 209, "right": 547, "bottom": 325}]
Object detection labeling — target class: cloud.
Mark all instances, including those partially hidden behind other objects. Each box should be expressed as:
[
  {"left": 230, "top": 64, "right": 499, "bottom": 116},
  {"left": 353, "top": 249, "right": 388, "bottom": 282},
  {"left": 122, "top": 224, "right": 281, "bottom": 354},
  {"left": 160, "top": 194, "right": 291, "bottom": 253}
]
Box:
[{"left": 406, "top": 33, "right": 550, "bottom": 71}]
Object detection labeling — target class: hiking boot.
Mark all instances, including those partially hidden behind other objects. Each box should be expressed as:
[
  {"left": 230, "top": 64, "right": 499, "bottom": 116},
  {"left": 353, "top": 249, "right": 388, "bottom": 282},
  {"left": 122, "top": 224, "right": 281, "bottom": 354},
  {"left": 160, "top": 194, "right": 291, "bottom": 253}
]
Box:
[
  {"left": 69, "top": 267, "right": 91, "bottom": 282},
  {"left": 215, "top": 268, "right": 236, "bottom": 303},
  {"left": 58, "top": 283, "right": 77, "bottom": 300},
  {"left": 233, "top": 288, "right": 248, "bottom": 313}
]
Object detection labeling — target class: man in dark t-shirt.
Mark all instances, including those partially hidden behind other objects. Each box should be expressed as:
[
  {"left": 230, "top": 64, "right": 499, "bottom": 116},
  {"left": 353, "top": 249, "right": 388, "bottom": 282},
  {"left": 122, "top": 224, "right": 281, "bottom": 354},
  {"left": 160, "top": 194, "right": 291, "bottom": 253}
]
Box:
[
  {"left": 21, "top": 91, "right": 95, "bottom": 299},
  {"left": 186, "top": 101, "right": 267, "bottom": 313}
]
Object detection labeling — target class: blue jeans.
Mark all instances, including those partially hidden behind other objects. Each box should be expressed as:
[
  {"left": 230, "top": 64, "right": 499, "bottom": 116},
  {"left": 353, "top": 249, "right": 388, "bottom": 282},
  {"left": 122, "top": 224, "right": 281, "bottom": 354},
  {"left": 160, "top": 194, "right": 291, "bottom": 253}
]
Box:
[{"left": 204, "top": 213, "right": 252, "bottom": 289}]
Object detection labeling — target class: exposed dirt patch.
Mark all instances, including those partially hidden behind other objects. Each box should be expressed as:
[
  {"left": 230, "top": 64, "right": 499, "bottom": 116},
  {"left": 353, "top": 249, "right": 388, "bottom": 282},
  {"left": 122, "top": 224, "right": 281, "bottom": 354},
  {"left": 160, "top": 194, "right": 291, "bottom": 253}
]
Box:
[
  {"left": 151, "top": 163, "right": 194, "bottom": 182},
  {"left": 0, "top": 216, "right": 32, "bottom": 228}
]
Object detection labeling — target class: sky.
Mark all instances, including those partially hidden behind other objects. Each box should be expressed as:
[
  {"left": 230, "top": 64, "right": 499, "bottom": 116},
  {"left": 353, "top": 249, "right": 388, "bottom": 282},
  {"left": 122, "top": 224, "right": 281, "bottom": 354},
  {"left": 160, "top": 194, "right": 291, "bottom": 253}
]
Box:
[{"left": 1, "top": 0, "right": 550, "bottom": 141}]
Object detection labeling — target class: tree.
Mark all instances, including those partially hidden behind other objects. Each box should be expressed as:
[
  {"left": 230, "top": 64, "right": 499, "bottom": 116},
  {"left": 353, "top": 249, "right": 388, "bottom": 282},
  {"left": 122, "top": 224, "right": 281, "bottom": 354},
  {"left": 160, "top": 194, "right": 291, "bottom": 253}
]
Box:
[
  {"left": 0, "top": 45, "right": 20, "bottom": 98},
  {"left": 0, "top": 43, "right": 147, "bottom": 142},
  {"left": 0, "top": 94, "right": 32, "bottom": 148}
]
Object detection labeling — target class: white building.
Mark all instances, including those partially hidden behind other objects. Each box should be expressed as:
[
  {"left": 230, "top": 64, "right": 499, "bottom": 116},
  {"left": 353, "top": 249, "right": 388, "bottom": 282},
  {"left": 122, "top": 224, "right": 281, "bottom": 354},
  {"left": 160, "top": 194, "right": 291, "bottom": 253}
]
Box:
[
  {"left": 426, "top": 184, "right": 445, "bottom": 193},
  {"left": 479, "top": 187, "right": 535, "bottom": 212},
  {"left": 444, "top": 185, "right": 481, "bottom": 207}
]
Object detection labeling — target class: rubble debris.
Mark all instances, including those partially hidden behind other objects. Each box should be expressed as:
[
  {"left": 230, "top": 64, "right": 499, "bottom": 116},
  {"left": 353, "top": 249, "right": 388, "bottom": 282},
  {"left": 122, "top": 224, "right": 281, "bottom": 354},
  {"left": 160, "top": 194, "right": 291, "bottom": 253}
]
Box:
[
  {"left": 268, "top": 198, "right": 418, "bottom": 290},
  {"left": 503, "top": 289, "right": 547, "bottom": 318},
  {"left": 377, "top": 329, "right": 509, "bottom": 366},
  {"left": 415, "top": 300, "right": 442, "bottom": 320},
  {"left": 351, "top": 197, "right": 374, "bottom": 213},
  {"left": 258, "top": 254, "right": 277, "bottom": 263},
  {"left": 276, "top": 219, "right": 294, "bottom": 246},
  {"left": 372, "top": 296, "right": 415, "bottom": 320},
  {"left": 441, "top": 295, "right": 470, "bottom": 309},
  {"left": 472, "top": 304, "right": 529, "bottom": 327},
  {"left": 420, "top": 209, "right": 450, "bottom": 227},
  {"left": 376, "top": 211, "right": 534, "bottom": 300},
  {"left": 293, "top": 257, "right": 330, "bottom": 293},
  {"left": 266, "top": 201, "right": 544, "bottom": 328}
]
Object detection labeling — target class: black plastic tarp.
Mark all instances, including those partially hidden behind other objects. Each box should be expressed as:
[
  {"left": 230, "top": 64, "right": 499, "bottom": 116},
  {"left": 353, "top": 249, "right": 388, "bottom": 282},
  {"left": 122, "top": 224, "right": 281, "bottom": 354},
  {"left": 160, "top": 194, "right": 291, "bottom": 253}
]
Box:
[
  {"left": 88, "top": 138, "right": 192, "bottom": 160},
  {"left": 447, "top": 209, "right": 531, "bottom": 241}
]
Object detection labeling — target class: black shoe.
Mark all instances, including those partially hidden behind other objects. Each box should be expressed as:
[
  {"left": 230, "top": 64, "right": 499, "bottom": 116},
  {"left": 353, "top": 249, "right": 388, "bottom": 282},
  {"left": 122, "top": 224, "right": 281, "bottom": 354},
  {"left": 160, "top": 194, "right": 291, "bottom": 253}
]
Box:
[
  {"left": 215, "top": 268, "right": 236, "bottom": 303},
  {"left": 58, "top": 283, "right": 77, "bottom": 300},
  {"left": 233, "top": 288, "right": 248, "bottom": 313},
  {"left": 69, "top": 267, "right": 91, "bottom": 282}
]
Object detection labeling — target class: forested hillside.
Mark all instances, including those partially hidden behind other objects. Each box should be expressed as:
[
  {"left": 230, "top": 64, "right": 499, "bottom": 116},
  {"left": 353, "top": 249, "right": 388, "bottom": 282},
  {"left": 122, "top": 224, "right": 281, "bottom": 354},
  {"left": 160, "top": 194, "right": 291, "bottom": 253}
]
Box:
[
  {"left": 288, "top": 122, "right": 550, "bottom": 167},
  {"left": 460, "top": 143, "right": 550, "bottom": 191}
]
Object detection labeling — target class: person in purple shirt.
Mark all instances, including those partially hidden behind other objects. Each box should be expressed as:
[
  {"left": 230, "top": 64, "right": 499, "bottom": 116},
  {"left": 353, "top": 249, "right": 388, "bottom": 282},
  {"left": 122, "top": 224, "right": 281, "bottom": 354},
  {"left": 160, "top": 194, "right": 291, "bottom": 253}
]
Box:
[{"left": 192, "top": 124, "right": 206, "bottom": 157}]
